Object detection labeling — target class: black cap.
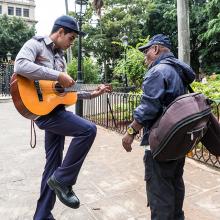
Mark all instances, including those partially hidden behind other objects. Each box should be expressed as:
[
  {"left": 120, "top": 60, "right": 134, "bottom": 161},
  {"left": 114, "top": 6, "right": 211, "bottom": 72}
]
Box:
[
  {"left": 139, "top": 34, "right": 171, "bottom": 52},
  {"left": 54, "top": 15, "right": 86, "bottom": 36}
]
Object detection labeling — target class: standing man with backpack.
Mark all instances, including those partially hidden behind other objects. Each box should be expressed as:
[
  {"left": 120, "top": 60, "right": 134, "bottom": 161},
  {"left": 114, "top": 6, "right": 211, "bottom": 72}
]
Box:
[
  {"left": 14, "top": 15, "right": 111, "bottom": 220},
  {"left": 122, "top": 34, "right": 195, "bottom": 220}
]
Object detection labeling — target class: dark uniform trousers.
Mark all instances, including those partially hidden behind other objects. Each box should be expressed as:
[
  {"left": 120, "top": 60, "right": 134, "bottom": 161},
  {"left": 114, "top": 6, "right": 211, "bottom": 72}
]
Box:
[
  {"left": 33, "top": 107, "right": 97, "bottom": 220},
  {"left": 144, "top": 150, "right": 185, "bottom": 220}
]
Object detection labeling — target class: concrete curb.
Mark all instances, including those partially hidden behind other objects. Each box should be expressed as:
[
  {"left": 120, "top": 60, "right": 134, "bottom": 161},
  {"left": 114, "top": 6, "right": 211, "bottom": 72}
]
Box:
[{"left": 0, "top": 95, "right": 12, "bottom": 103}]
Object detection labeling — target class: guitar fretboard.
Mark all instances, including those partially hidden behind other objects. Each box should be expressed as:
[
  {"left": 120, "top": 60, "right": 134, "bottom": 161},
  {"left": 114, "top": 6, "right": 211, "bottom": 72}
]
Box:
[{"left": 64, "top": 84, "right": 100, "bottom": 92}]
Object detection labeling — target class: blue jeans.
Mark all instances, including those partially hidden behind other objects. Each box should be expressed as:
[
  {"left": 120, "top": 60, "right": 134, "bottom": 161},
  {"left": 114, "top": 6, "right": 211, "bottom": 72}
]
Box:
[
  {"left": 144, "top": 150, "right": 185, "bottom": 220},
  {"left": 33, "top": 107, "right": 97, "bottom": 220}
]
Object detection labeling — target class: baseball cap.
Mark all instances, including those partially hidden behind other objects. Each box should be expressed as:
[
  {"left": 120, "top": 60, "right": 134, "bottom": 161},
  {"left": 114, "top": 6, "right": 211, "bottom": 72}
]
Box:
[
  {"left": 54, "top": 15, "right": 86, "bottom": 36},
  {"left": 139, "top": 34, "right": 171, "bottom": 52}
]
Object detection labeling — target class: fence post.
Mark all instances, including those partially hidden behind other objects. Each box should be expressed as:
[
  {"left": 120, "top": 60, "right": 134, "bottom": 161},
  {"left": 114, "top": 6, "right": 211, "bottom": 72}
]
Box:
[{"left": 106, "top": 94, "right": 109, "bottom": 128}]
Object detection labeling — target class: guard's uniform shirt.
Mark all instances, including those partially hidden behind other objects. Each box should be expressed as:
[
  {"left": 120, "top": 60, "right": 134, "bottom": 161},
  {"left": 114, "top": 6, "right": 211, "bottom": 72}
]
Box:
[
  {"left": 14, "top": 36, "right": 98, "bottom": 219},
  {"left": 14, "top": 36, "right": 90, "bottom": 100}
]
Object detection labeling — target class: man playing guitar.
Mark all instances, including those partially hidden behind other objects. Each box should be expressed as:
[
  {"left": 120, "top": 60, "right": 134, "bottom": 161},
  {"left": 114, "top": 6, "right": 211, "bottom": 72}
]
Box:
[{"left": 14, "top": 15, "right": 111, "bottom": 220}]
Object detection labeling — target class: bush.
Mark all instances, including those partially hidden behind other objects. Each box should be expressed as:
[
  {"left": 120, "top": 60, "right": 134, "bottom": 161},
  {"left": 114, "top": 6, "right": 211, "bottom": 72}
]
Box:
[
  {"left": 192, "top": 80, "right": 220, "bottom": 100},
  {"left": 67, "top": 57, "right": 100, "bottom": 84},
  {"left": 113, "top": 47, "right": 146, "bottom": 88}
]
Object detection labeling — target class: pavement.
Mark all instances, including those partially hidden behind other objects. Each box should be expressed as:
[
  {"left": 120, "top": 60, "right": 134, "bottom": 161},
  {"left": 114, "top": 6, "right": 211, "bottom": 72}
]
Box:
[{"left": 0, "top": 101, "right": 220, "bottom": 220}]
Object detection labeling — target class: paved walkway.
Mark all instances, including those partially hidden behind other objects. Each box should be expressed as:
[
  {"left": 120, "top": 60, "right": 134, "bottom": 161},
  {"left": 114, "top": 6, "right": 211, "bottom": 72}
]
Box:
[{"left": 0, "top": 101, "right": 220, "bottom": 220}]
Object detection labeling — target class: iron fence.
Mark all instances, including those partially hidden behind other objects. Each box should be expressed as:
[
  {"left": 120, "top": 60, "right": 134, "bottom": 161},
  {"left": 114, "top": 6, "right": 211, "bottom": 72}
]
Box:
[
  {"left": 0, "top": 66, "right": 219, "bottom": 169},
  {"left": 0, "top": 63, "right": 14, "bottom": 96},
  {"left": 83, "top": 92, "right": 220, "bottom": 169}
]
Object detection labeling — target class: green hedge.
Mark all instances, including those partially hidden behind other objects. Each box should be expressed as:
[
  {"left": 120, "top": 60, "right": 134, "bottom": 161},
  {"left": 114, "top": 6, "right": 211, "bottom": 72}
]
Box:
[{"left": 192, "top": 79, "right": 220, "bottom": 100}]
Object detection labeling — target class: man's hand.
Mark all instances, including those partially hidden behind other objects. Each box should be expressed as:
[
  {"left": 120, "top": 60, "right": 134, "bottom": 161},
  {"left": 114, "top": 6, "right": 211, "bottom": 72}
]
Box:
[
  {"left": 58, "top": 72, "right": 75, "bottom": 88},
  {"left": 96, "top": 84, "right": 112, "bottom": 95},
  {"left": 122, "top": 133, "right": 135, "bottom": 152},
  {"left": 91, "top": 84, "right": 112, "bottom": 98}
]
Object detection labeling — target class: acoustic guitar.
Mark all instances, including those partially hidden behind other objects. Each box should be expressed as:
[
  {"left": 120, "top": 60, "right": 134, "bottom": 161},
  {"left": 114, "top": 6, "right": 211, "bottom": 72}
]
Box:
[{"left": 10, "top": 74, "right": 82, "bottom": 120}]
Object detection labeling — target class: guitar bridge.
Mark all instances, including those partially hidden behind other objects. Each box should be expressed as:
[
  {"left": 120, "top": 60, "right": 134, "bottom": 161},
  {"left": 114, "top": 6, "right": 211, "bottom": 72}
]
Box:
[{"left": 34, "top": 80, "right": 43, "bottom": 101}]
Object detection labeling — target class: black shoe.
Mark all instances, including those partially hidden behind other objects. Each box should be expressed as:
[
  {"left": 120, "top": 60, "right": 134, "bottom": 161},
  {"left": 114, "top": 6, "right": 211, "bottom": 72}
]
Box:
[{"left": 47, "top": 174, "right": 80, "bottom": 209}]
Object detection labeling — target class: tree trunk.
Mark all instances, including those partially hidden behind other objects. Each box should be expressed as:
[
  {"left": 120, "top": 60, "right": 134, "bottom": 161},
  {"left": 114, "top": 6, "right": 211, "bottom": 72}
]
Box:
[{"left": 177, "top": 0, "right": 191, "bottom": 65}]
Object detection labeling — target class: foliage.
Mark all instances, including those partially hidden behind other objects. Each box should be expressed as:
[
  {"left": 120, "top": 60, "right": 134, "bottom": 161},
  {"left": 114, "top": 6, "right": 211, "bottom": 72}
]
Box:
[
  {"left": 68, "top": 0, "right": 220, "bottom": 87},
  {"left": 144, "top": 0, "right": 177, "bottom": 53},
  {"left": 112, "top": 96, "right": 140, "bottom": 121},
  {"left": 80, "top": 0, "right": 152, "bottom": 82},
  {"left": 202, "top": 0, "right": 220, "bottom": 40},
  {"left": 197, "top": 0, "right": 220, "bottom": 74},
  {"left": 192, "top": 79, "right": 220, "bottom": 100},
  {"left": 113, "top": 45, "right": 145, "bottom": 87},
  {"left": 190, "top": 0, "right": 220, "bottom": 74},
  {"left": 67, "top": 56, "right": 100, "bottom": 83},
  {"left": 112, "top": 103, "right": 131, "bottom": 121},
  {"left": 0, "top": 15, "right": 35, "bottom": 61}
]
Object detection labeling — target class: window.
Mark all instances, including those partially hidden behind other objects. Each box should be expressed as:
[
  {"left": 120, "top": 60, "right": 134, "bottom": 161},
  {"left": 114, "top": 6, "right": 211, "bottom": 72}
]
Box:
[
  {"left": 8, "top": 6, "right": 14, "bottom": 15},
  {"left": 23, "top": 8, "right": 29, "bottom": 17},
  {"left": 16, "top": 8, "right": 22, "bottom": 16},
  {"left": 0, "top": 5, "right": 2, "bottom": 14}
]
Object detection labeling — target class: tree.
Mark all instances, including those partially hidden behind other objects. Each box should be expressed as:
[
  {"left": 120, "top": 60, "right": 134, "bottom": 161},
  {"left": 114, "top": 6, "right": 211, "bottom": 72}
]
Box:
[
  {"left": 70, "top": 0, "right": 220, "bottom": 86},
  {"left": 82, "top": 0, "right": 151, "bottom": 82},
  {"left": 92, "top": 0, "right": 104, "bottom": 16},
  {"left": 144, "top": 0, "right": 177, "bottom": 51},
  {"left": 0, "top": 15, "right": 35, "bottom": 61},
  {"left": 198, "top": 0, "right": 220, "bottom": 74},
  {"left": 113, "top": 46, "right": 145, "bottom": 88}
]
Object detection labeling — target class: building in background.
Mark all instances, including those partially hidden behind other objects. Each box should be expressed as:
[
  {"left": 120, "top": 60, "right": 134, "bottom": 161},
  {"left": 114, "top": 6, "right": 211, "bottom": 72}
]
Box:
[{"left": 0, "top": 0, "right": 36, "bottom": 25}]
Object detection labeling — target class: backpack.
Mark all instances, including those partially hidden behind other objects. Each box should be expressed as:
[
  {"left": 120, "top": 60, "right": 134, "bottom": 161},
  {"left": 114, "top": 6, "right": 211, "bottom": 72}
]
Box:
[
  {"left": 148, "top": 92, "right": 212, "bottom": 161},
  {"left": 148, "top": 62, "right": 220, "bottom": 161},
  {"left": 200, "top": 113, "right": 220, "bottom": 156}
]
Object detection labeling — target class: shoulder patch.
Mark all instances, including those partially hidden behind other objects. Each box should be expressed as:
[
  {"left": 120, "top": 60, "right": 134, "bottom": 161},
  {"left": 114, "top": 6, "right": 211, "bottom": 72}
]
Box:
[{"left": 32, "top": 36, "right": 44, "bottom": 41}]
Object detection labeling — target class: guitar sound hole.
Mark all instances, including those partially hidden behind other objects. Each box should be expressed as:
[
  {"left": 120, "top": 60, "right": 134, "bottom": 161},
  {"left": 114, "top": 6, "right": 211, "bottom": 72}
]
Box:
[{"left": 55, "top": 83, "right": 65, "bottom": 94}]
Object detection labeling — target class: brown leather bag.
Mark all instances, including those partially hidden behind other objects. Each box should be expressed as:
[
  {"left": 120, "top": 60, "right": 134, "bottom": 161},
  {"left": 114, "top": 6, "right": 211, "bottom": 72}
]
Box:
[
  {"left": 149, "top": 93, "right": 212, "bottom": 161},
  {"left": 200, "top": 113, "right": 220, "bottom": 156},
  {"left": 148, "top": 63, "right": 220, "bottom": 161}
]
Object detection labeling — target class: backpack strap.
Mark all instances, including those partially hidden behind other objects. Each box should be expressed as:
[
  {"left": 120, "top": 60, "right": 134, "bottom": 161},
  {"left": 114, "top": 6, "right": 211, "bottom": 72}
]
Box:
[
  {"left": 174, "top": 64, "right": 194, "bottom": 93},
  {"left": 160, "top": 60, "right": 194, "bottom": 93},
  {"left": 187, "top": 84, "right": 194, "bottom": 93}
]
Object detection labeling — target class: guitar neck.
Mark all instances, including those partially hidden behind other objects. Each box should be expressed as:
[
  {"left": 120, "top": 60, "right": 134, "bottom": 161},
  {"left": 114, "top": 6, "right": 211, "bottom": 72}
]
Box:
[{"left": 64, "top": 84, "right": 98, "bottom": 92}]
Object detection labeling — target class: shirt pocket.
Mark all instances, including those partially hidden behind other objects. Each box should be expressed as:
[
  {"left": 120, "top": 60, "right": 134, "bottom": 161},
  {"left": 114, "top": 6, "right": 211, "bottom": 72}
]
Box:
[{"left": 35, "top": 55, "right": 53, "bottom": 69}]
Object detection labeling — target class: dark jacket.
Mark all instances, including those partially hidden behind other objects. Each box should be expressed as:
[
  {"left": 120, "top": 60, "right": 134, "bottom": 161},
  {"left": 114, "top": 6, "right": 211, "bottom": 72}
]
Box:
[{"left": 133, "top": 52, "right": 195, "bottom": 145}]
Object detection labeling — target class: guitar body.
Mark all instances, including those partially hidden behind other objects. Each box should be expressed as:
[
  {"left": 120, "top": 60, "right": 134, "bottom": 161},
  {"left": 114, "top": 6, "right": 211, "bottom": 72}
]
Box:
[{"left": 10, "top": 74, "right": 77, "bottom": 120}]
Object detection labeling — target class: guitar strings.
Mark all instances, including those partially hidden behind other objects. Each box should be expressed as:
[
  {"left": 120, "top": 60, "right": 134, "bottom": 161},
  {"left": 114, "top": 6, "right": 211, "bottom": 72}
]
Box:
[
  {"left": 32, "top": 87, "right": 90, "bottom": 92},
  {"left": 31, "top": 90, "right": 77, "bottom": 93}
]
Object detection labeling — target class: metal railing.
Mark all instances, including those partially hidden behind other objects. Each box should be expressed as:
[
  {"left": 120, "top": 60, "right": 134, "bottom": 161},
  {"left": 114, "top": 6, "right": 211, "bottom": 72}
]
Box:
[
  {"left": 83, "top": 92, "right": 141, "bottom": 133},
  {"left": 0, "top": 67, "right": 219, "bottom": 169},
  {"left": 188, "top": 101, "right": 220, "bottom": 168},
  {"left": 83, "top": 92, "right": 220, "bottom": 169},
  {"left": 0, "top": 63, "right": 14, "bottom": 96}
]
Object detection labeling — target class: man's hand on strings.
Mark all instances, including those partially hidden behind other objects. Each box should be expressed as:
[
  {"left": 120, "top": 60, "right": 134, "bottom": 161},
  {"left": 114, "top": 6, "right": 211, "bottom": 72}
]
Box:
[
  {"left": 91, "top": 84, "right": 112, "bottom": 98},
  {"left": 97, "top": 84, "right": 112, "bottom": 95},
  {"left": 58, "top": 72, "right": 75, "bottom": 88}
]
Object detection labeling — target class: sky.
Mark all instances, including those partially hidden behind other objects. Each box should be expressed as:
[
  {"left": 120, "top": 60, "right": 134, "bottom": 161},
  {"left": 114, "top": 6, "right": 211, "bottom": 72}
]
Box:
[{"left": 35, "top": 0, "right": 75, "bottom": 36}]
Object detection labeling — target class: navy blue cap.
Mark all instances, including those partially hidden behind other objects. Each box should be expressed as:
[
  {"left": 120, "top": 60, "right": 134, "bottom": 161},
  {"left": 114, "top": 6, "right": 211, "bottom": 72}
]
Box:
[
  {"left": 54, "top": 15, "right": 86, "bottom": 36},
  {"left": 139, "top": 34, "right": 171, "bottom": 52}
]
